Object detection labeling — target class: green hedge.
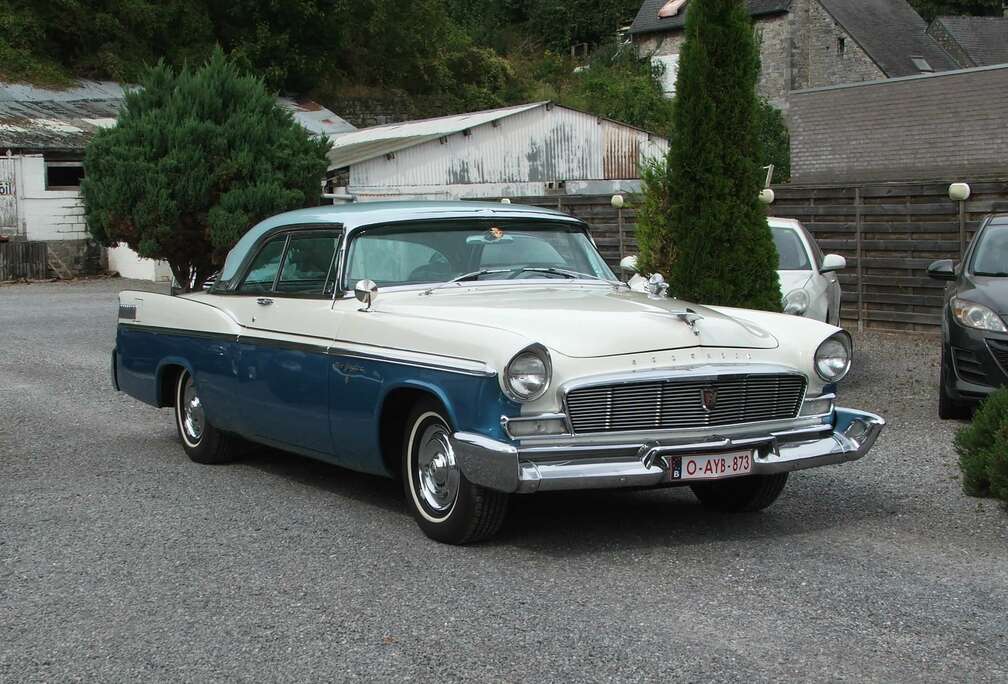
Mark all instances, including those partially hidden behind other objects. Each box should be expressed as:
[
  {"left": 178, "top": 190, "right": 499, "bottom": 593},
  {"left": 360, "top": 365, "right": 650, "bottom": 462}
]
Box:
[{"left": 955, "top": 387, "right": 1008, "bottom": 507}]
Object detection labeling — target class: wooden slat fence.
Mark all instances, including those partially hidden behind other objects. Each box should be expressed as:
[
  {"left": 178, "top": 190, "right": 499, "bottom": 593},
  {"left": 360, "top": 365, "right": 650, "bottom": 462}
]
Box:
[
  {"left": 0, "top": 241, "right": 48, "bottom": 281},
  {"left": 518, "top": 179, "right": 1008, "bottom": 331}
]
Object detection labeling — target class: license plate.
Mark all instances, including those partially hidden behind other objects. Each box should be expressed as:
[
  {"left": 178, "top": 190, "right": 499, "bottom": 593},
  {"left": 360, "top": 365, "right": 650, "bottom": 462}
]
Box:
[{"left": 669, "top": 451, "right": 753, "bottom": 481}]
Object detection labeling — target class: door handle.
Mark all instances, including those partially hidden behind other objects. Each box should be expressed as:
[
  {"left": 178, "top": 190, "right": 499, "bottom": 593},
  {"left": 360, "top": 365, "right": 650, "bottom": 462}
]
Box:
[{"left": 256, "top": 297, "right": 274, "bottom": 305}]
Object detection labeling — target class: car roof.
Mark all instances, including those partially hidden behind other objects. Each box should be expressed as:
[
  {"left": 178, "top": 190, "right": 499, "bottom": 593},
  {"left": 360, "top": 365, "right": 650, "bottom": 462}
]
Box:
[{"left": 219, "top": 200, "right": 583, "bottom": 283}]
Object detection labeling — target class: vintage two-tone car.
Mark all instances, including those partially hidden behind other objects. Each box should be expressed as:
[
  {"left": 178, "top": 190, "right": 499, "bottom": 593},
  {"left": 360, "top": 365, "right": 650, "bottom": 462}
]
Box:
[{"left": 112, "top": 201, "right": 885, "bottom": 544}]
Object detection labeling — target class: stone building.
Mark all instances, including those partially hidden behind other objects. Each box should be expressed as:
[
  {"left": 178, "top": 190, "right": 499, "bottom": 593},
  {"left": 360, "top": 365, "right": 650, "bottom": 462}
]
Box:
[
  {"left": 629, "top": 0, "right": 958, "bottom": 111},
  {"left": 927, "top": 14, "right": 1008, "bottom": 69}
]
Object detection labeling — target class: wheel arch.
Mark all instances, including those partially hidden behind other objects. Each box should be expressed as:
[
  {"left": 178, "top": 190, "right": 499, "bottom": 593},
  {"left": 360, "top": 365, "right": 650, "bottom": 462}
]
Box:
[
  {"left": 377, "top": 382, "right": 456, "bottom": 479},
  {"left": 155, "top": 357, "right": 196, "bottom": 408}
]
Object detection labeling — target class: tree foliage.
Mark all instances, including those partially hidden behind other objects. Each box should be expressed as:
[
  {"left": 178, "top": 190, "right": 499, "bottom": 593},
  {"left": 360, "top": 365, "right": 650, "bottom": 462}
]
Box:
[
  {"left": 908, "top": 0, "right": 1003, "bottom": 22},
  {"left": 636, "top": 0, "right": 781, "bottom": 311},
  {"left": 82, "top": 49, "right": 330, "bottom": 289},
  {"left": 955, "top": 388, "right": 1008, "bottom": 507}
]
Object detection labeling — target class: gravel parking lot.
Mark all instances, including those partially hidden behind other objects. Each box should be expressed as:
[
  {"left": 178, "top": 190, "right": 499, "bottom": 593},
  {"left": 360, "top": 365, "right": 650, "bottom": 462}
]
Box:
[{"left": 2, "top": 278, "right": 1006, "bottom": 682}]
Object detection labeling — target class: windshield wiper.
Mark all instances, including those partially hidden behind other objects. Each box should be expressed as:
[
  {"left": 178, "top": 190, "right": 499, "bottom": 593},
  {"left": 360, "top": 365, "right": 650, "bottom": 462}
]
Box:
[
  {"left": 974, "top": 271, "right": 1008, "bottom": 277},
  {"left": 422, "top": 268, "right": 513, "bottom": 295},
  {"left": 511, "top": 266, "right": 603, "bottom": 280}
]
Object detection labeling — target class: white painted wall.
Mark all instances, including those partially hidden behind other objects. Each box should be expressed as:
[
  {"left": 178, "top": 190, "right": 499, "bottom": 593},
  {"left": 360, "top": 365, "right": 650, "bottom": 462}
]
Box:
[
  {"left": 107, "top": 244, "right": 173, "bottom": 281},
  {"left": 17, "top": 155, "right": 90, "bottom": 241}
]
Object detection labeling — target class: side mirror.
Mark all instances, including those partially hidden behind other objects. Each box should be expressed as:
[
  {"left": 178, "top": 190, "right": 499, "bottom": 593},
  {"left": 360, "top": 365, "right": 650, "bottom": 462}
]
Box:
[
  {"left": 927, "top": 259, "right": 957, "bottom": 281},
  {"left": 620, "top": 255, "right": 639, "bottom": 273},
  {"left": 820, "top": 254, "right": 846, "bottom": 273},
  {"left": 354, "top": 279, "right": 378, "bottom": 310}
]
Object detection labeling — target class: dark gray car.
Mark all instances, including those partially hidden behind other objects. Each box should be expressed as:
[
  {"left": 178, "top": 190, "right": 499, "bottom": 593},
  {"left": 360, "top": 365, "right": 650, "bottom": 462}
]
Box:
[{"left": 928, "top": 213, "right": 1008, "bottom": 418}]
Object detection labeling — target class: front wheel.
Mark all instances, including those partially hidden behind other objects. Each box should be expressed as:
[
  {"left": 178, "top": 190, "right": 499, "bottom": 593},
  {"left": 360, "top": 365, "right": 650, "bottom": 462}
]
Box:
[
  {"left": 175, "top": 369, "right": 240, "bottom": 464},
  {"left": 402, "top": 400, "right": 509, "bottom": 544},
  {"left": 690, "top": 473, "right": 789, "bottom": 513}
]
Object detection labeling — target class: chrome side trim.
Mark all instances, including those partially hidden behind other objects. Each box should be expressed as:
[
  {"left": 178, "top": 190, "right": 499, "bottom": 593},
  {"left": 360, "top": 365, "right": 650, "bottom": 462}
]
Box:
[{"left": 327, "top": 342, "right": 497, "bottom": 377}]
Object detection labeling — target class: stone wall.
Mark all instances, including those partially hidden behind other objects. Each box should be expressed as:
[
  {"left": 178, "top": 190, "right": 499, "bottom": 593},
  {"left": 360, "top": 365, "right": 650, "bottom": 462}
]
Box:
[
  {"left": 634, "top": 1, "right": 890, "bottom": 113},
  {"left": 324, "top": 94, "right": 459, "bottom": 129},
  {"left": 46, "top": 239, "right": 105, "bottom": 278},
  {"left": 635, "top": 14, "right": 791, "bottom": 111},
  {"left": 789, "top": 0, "right": 885, "bottom": 91}
]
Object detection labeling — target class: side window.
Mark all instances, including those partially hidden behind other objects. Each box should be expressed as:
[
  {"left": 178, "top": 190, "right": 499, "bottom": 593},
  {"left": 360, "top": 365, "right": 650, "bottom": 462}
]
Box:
[
  {"left": 237, "top": 236, "right": 287, "bottom": 293},
  {"left": 276, "top": 233, "right": 341, "bottom": 295}
]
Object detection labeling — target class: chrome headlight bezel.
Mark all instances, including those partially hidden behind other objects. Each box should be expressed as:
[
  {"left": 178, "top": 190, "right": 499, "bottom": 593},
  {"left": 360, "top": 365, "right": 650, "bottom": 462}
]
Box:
[
  {"left": 783, "top": 288, "right": 811, "bottom": 316},
  {"left": 951, "top": 297, "right": 1008, "bottom": 333},
  {"left": 814, "top": 331, "right": 852, "bottom": 382},
  {"left": 502, "top": 344, "right": 552, "bottom": 402}
]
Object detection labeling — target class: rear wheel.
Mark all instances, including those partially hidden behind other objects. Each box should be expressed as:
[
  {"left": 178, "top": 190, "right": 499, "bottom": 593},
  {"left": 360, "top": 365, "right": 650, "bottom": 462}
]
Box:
[
  {"left": 690, "top": 473, "right": 789, "bottom": 513},
  {"left": 174, "top": 369, "right": 240, "bottom": 464},
  {"left": 402, "top": 399, "right": 508, "bottom": 544},
  {"left": 938, "top": 348, "right": 972, "bottom": 420}
]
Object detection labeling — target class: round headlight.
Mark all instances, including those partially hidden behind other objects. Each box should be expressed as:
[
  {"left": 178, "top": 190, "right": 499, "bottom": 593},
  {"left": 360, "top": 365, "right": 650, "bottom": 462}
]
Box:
[
  {"left": 504, "top": 347, "right": 551, "bottom": 401},
  {"left": 814, "top": 332, "right": 852, "bottom": 382},
  {"left": 783, "top": 288, "right": 810, "bottom": 316}
]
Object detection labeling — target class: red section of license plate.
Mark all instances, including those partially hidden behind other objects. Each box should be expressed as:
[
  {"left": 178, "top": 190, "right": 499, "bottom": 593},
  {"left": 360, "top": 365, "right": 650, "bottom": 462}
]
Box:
[{"left": 669, "top": 451, "right": 753, "bottom": 481}]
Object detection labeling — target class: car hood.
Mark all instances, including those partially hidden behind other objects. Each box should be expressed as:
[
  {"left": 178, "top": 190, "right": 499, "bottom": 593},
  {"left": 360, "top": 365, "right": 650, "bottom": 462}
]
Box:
[
  {"left": 370, "top": 284, "right": 779, "bottom": 357},
  {"left": 778, "top": 270, "right": 813, "bottom": 294},
  {"left": 961, "top": 275, "right": 1008, "bottom": 315}
]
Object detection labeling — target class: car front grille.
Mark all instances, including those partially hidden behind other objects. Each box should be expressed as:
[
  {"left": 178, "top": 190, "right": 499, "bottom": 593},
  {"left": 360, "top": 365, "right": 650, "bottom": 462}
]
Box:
[
  {"left": 564, "top": 374, "right": 807, "bottom": 434},
  {"left": 988, "top": 339, "right": 1008, "bottom": 377}
]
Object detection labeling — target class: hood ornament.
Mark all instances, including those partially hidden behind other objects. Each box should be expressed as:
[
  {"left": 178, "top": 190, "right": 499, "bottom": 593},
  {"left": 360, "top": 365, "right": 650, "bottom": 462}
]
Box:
[
  {"left": 645, "top": 273, "right": 669, "bottom": 299},
  {"left": 671, "top": 309, "right": 703, "bottom": 336}
]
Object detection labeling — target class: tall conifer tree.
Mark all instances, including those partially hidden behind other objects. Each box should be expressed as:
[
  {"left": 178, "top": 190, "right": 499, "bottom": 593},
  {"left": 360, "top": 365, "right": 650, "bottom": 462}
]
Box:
[{"left": 636, "top": 0, "right": 781, "bottom": 311}]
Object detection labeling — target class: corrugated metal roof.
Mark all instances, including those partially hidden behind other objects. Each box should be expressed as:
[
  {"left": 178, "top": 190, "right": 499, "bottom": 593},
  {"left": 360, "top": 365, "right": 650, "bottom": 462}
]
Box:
[
  {"left": 0, "top": 81, "right": 354, "bottom": 151},
  {"left": 326, "top": 102, "right": 547, "bottom": 169},
  {"left": 0, "top": 82, "right": 122, "bottom": 151}
]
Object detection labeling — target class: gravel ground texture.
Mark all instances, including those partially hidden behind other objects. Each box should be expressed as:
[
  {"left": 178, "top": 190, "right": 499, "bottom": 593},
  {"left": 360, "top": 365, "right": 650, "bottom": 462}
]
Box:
[{"left": 1, "top": 278, "right": 1006, "bottom": 682}]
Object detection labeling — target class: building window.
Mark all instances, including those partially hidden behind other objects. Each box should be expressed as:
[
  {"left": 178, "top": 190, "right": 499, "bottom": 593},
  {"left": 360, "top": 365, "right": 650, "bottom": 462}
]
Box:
[
  {"left": 836, "top": 36, "right": 846, "bottom": 56},
  {"left": 45, "top": 161, "right": 85, "bottom": 190},
  {"left": 911, "top": 56, "right": 934, "bottom": 73}
]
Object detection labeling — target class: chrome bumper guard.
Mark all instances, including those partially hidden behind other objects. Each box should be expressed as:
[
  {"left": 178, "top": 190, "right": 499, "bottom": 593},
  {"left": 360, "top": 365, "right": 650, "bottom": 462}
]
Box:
[{"left": 452, "top": 408, "right": 885, "bottom": 494}]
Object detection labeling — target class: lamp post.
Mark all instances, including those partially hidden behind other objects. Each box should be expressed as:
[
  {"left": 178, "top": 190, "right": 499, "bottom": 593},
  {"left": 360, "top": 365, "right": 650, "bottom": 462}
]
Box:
[{"left": 949, "top": 182, "right": 971, "bottom": 258}]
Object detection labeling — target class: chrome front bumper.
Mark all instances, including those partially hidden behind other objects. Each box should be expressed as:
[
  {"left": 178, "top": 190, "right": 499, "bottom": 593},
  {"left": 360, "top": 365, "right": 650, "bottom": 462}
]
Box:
[{"left": 452, "top": 408, "right": 885, "bottom": 494}]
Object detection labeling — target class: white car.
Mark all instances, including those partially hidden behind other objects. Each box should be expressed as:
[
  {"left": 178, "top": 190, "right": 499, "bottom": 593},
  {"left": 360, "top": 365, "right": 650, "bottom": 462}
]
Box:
[
  {"left": 113, "top": 201, "right": 883, "bottom": 544},
  {"left": 626, "top": 218, "right": 846, "bottom": 325}
]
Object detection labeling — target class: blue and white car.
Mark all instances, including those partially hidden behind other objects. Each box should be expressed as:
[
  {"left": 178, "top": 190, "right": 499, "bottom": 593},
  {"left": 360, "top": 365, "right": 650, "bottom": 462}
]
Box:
[{"left": 112, "top": 201, "right": 884, "bottom": 544}]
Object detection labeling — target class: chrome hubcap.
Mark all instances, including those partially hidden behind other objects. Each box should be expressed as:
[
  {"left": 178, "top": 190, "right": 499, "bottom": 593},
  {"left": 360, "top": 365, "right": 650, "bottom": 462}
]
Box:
[
  {"left": 416, "top": 424, "right": 459, "bottom": 513},
  {"left": 181, "top": 375, "right": 205, "bottom": 443}
]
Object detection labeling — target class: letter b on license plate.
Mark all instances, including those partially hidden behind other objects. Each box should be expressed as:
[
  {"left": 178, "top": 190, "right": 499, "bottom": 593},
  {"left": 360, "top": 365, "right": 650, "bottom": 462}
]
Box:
[{"left": 669, "top": 451, "right": 753, "bottom": 481}]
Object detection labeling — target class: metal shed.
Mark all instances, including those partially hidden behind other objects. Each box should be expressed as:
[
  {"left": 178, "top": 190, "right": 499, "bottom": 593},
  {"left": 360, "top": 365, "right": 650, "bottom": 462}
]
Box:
[{"left": 326, "top": 102, "right": 669, "bottom": 201}]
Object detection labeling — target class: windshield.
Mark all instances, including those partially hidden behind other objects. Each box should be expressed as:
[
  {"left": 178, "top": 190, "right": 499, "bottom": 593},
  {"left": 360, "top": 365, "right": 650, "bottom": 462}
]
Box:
[
  {"left": 771, "top": 226, "right": 812, "bottom": 271},
  {"left": 343, "top": 220, "right": 616, "bottom": 288},
  {"left": 971, "top": 223, "right": 1008, "bottom": 277}
]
